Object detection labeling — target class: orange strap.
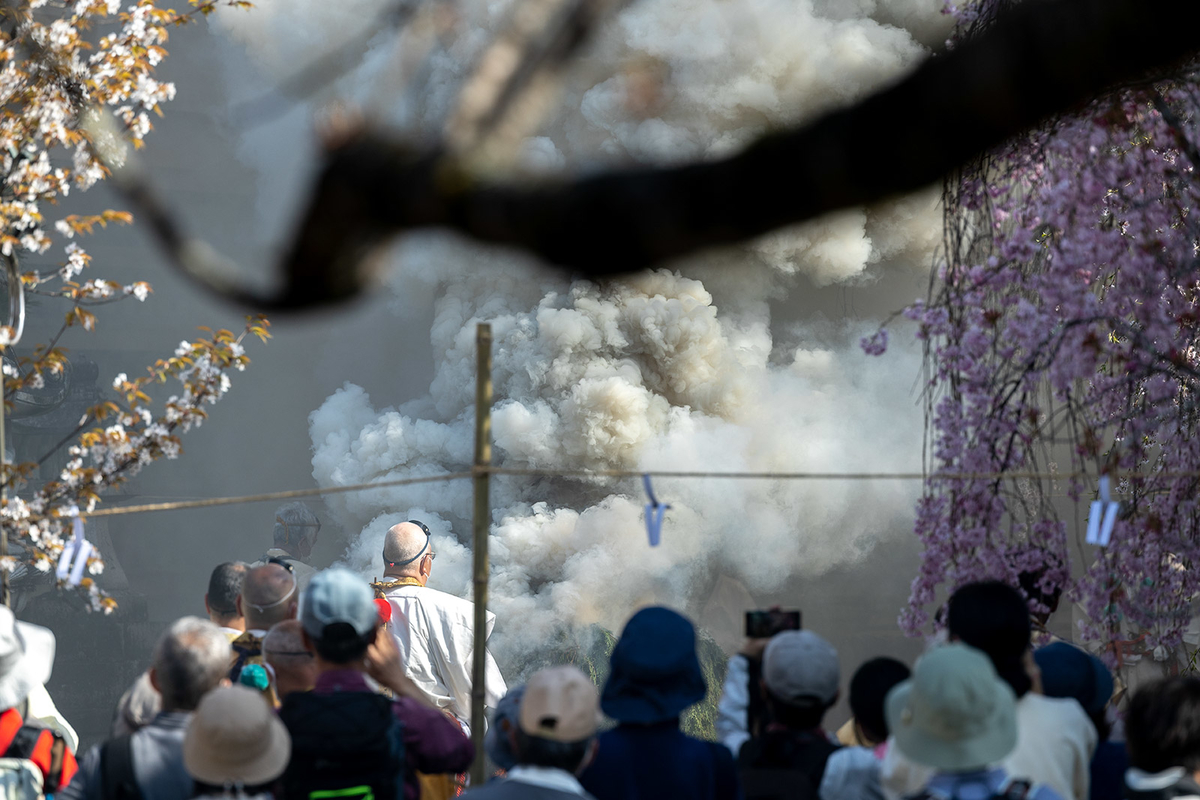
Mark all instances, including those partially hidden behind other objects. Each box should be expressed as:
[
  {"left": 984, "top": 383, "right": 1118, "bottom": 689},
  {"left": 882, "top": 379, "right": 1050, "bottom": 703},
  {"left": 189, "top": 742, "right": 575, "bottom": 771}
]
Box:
[
  {"left": 29, "top": 728, "right": 78, "bottom": 790},
  {"left": 0, "top": 710, "right": 21, "bottom": 754}
]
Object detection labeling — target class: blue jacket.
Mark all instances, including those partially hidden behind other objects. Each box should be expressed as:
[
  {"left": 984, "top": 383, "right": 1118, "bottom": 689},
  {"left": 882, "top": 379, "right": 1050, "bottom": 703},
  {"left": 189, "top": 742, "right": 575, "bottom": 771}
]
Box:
[{"left": 579, "top": 721, "right": 742, "bottom": 800}]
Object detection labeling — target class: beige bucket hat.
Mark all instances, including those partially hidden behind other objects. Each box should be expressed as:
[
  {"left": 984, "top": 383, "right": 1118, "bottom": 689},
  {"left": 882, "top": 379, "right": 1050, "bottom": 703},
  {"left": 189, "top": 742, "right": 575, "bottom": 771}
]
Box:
[
  {"left": 885, "top": 643, "right": 1017, "bottom": 772},
  {"left": 184, "top": 686, "right": 291, "bottom": 786}
]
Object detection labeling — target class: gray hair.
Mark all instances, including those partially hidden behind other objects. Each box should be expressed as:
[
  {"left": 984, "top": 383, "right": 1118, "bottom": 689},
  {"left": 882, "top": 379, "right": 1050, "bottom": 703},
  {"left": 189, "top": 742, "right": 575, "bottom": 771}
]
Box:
[
  {"left": 111, "top": 671, "right": 161, "bottom": 737},
  {"left": 151, "top": 617, "right": 231, "bottom": 712},
  {"left": 273, "top": 502, "right": 320, "bottom": 548}
]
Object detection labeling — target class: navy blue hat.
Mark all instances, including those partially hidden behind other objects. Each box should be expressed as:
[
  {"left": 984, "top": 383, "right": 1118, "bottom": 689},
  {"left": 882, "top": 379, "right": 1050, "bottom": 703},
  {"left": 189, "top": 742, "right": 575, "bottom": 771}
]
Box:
[
  {"left": 485, "top": 685, "right": 525, "bottom": 771},
  {"left": 601, "top": 607, "right": 707, "bottom": 724},
  {"left": 1033, "top": 642, "right": 1113, "bottom": 716}
]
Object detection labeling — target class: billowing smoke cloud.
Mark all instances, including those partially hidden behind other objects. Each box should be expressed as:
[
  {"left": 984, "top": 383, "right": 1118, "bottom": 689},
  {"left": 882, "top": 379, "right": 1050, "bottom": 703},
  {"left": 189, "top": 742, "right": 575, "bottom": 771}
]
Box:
[
  {"left": 309, "top": 239, "right": 925, "bottom": 663},
  {"left": 216, "top": 0, "right": 946, "bottom": 665}
]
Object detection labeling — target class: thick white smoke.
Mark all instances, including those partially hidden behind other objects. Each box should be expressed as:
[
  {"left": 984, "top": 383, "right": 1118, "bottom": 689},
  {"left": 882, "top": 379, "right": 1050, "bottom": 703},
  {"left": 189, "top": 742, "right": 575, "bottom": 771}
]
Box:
[
  {"left": 309, "top": 240, "right": 925, "bottom": 663},
  {"left": 216, "top": 0, "right": 947, "bottom": 665}
]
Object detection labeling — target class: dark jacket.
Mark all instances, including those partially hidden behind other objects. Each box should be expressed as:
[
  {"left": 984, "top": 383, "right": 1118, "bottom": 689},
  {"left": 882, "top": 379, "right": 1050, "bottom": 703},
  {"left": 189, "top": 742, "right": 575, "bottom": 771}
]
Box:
[
  {"left": 462, "top": 768, "right": 597, "bottom": 800},
  {"left": 736, "top": 727, "right": 840, "bottom": 800},
  {"left": 310, "top": 670, "right": 475, "bottom": 800},
  {"left": 579, "top": 720, "right": 742, "bottom": 800},
  {"left": 1091, "top": 741, "right": 1127, "bottom": 800}
]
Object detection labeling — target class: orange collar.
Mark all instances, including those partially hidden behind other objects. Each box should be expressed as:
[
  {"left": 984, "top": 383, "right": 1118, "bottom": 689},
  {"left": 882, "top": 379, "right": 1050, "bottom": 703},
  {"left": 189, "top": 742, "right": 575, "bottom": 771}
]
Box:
[{"left": 378, "top": 576, "right": 424, "bottom": 589}]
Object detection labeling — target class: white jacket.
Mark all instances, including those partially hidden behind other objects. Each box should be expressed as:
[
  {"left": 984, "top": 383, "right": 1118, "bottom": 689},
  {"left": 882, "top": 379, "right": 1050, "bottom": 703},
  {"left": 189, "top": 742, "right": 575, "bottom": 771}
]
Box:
[
  {"left": 1006, "top": 693, "right": 1096, "bottom": 800},
  {"left": 384, "top": 583, "right": 507, "bottom": 732},
  {"left": 716, "top": 654, "right": 752, "bottom": 757}
]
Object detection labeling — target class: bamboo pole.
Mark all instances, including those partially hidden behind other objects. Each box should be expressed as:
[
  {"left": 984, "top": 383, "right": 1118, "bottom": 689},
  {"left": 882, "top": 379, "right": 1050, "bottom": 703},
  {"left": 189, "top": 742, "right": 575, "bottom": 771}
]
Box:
[
  {"left": 1, "top": 366, "right": 7, "bottom": 609},
  {"left": 470, "top": 323, "right": 493, "bottom": 786},
  {"left": 1, "top": 257, "right": 25, "bottom": 610}
]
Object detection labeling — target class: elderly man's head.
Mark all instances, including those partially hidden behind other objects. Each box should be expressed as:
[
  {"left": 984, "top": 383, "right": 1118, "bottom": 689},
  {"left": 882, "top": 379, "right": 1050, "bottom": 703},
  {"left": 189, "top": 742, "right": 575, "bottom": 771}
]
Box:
[
  {"left": 510, "top": 667, "right": 599, "bottom": 776},
  {"left": 263, "top": 620, "right": 317, "bottom": 700},
  {"left": 205, "top": 562, "right": 247, "bottom": 630},
  {"left": 273, "top": 502, "right": 320, "bottom": 561},
  {"left": 382, "top": 521, "right": 435, "bottom": 584},
  {"left": 237, "top": 563, "right": 299, "bottom": 632},
  {"left": 149, "top": 617, "right": 231, "bottom": 713}
]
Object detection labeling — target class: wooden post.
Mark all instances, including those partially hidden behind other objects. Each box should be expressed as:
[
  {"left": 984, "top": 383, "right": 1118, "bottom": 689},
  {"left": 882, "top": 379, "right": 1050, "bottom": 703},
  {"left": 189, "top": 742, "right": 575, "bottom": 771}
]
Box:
[{"left": 470, "top": 323, "right": 493, "bottom": 785}]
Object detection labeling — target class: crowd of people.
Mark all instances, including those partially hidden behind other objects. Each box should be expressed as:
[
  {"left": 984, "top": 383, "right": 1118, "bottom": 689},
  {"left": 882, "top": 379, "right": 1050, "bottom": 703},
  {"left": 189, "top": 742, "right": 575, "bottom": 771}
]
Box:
[{"left": 0, "top": 507, "right": 1195, "bottom": 799}]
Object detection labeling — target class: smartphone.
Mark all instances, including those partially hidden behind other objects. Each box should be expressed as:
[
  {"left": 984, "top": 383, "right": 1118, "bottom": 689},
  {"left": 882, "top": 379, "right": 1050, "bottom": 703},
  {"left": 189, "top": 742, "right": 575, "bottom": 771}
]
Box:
[{"left": 745, "top": 609, "right": 802, "bottom": 638}]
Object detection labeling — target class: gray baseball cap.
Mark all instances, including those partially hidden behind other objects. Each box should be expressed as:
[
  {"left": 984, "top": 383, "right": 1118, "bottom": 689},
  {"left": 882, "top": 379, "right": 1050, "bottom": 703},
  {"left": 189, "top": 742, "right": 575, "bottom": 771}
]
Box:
[
  {"left": 762, "top": 630, "right": 840, "bottom": 705},
  {"left": 300, "top": 568, "right": 377, "bottom": 640}
]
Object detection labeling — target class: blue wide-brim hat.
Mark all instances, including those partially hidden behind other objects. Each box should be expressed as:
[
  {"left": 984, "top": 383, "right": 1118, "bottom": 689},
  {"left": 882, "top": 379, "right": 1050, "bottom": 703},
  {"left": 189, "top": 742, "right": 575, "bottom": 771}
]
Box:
[
  {"left": 1033, "top": 641, "right": 1114, "bottom": 716},
  {"left": 601, "top": 607, "right": 707, "bottom": 724}
]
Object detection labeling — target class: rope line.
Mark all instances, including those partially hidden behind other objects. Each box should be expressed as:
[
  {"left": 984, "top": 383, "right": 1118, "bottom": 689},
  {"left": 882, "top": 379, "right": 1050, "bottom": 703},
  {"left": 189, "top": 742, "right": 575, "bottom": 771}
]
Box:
[
  {"left": 76, "top": 465, "right": 1200, "bottom": 518},
  {"left": 84, "top": 471, "right": 473, "bottom": 517}
]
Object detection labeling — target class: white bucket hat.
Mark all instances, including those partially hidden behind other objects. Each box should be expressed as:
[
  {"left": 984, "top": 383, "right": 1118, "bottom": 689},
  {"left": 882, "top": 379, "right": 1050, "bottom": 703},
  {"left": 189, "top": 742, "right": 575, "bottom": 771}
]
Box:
[
  {"left": 0, "top": 606, "right": 55, "bottom": 710},
  {"left": 183, "top": 686, "right": 291, "bottom": 787},
  {"left": 885, "top": 643, "right": 1017, "bottom": 772}
]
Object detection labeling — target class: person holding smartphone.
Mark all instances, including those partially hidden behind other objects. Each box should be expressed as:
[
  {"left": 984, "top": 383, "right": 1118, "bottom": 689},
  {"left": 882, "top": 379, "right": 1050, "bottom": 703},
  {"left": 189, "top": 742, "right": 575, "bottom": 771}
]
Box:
[
  {"left": 718, "top": 626, "right": 844, "bottom": 800},
  {"left": 716, "top": 609, "right": 802, "bottom": 756}
]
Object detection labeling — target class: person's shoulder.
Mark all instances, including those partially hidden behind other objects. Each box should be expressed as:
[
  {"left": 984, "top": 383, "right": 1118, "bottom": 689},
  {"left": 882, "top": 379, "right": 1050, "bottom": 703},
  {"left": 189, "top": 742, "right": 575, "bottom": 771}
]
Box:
[
  {"left": 1021, "top": 692, "right": 1091, "bottom": 725},
  {"left": 73, "top": 740, "right": 102, "bottom": 774},
  {"left": 460, "top": 779, "right": 532, "bottom": 800},
  {"left": 822, "top": 746, "right": 880, "bottom": 794},
  {"left": 391, "top": 696, "right": 459, "bottom": 727},
  {"left": 420, "top": 585, "right": 473, "bottom": 608},
  {"left": 826, "top": 745, "right": 878, "bottom": 770},
  {"left": 1028, "top": 782, "right": 1067, "bottom": 800},
  {"left": 681, "top": 730, "right": 737, "bottom": 766},
  {"left": 464, "top": 779, "right": 592, "bottom": 800},
  {"left": 408, "top": 586, "right": 477, "bottom": 622}
]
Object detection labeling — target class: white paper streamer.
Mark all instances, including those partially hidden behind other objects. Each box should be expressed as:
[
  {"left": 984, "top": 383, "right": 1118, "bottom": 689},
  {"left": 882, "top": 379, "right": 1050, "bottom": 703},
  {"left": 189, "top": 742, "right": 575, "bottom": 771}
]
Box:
[
  {"left": 56, "top": 511, "right": 92, "bottom": 586},
  {"left": 1086, "top": 476, "right": 1119, "bottom": 548}
]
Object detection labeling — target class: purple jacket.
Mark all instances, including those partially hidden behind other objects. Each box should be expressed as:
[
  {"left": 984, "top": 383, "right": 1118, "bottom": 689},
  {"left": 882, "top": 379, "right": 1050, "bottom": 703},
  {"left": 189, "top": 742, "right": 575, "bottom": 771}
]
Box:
[{"left": 314, "top": 670, "right": 475, "bottom": 800}]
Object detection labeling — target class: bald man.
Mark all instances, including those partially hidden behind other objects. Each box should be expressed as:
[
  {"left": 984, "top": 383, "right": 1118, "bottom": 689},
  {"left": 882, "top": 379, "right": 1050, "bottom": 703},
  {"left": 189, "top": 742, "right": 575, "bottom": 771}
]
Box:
[
  {"left": 376, "top": 520, "right": 507, "bottom": 733},
  {"left": 229, "top": 562, "right": 298, "bottom": 706}
]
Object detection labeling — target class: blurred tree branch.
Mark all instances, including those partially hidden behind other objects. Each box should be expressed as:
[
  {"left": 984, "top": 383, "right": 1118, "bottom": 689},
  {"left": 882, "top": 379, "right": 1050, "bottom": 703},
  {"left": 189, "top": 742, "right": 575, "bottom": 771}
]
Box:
[{"left": 116, "top": 0, "right": 1200, "bottom": 309}]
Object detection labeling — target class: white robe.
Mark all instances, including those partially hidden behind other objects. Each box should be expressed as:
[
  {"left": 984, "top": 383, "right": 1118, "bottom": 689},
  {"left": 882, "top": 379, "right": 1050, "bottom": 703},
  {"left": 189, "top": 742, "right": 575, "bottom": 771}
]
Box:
[{"left": 384, "top": 583, "right": 507, "bottom": 732}]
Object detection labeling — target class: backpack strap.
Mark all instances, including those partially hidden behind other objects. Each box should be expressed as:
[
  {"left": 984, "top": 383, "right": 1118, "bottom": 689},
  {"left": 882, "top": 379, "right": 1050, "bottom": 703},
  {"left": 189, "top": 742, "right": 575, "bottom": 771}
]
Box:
[{"left": 100, "top": 734, "right": 143, "bottom": 800}]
